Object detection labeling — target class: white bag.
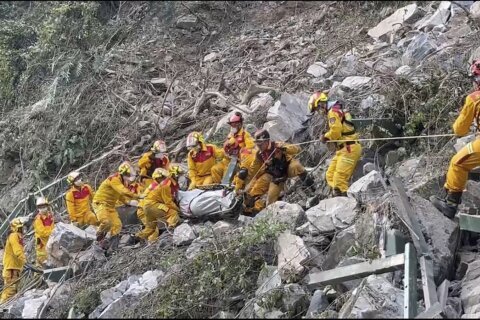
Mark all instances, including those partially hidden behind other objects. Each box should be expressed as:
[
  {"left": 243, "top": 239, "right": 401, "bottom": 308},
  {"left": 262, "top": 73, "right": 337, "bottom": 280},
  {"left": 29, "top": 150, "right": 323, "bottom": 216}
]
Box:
[{"left": 177, "top": 189, "right": 236, "bottom": 217}]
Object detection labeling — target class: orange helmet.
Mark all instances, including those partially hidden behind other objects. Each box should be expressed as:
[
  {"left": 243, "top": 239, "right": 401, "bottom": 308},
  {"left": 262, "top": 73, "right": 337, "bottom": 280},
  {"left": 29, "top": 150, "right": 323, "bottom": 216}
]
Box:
[
  {"left": 308, "top": 92, "right": 328, "bottom": 113},
  {"left": 227, "top": 112, "right": 243, "bottom": 125},
  {"left": 151, "top": 140, "right": 167, "bottom": 153},
  {"left": 470, "top": 60, "right": 480, "bottom": 82}
]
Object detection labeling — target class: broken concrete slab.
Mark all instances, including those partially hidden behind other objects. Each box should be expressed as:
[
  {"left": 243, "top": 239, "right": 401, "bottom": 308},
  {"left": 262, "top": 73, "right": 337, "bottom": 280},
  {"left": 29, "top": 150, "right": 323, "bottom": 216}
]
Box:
[
  {"left": 305, "top": 197, "right": 358, "bottom": 234},
  {"left": 347, "top": 170, "right": 386, "bottom": 203},
  {"left": 173, "top": 223, "right": 197, "bottom": 246},
  {"left": 367, "top": 4, "right": 424, "bottom": 41},
  {"left": 275, "top": 231, "right": 310, "bottom": 282}
]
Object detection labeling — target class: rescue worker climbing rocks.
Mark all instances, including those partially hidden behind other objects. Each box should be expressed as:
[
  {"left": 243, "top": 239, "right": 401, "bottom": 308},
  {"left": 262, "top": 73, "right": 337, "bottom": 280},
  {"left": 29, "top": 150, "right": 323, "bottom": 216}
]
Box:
[
  {"left": 0, "top": 218, "right": 26, "bottom": 303},
  {"left": 138, "top": 139, "right": 170, "bottom": 187},
  {"left": 137, "top": 165, "right": 183, "bottom": 242},
  {"left": 186, "top": 131, "right": 224, "bottom": 190},
  {"left": 211, "top": 112, "right": 255, "bottom": 185},
  {"left": 308, "top": 91, "right": 362, "bottom": 197},
  {"left": 65, "top": 171, "right": 98, "bottom": 227},
  {"left": 430, "top": 61, "right": 480, "bottom": 219},
  {"left": 241, "top": 129, "right": 312, "bottom": 215},
  {"left": 33, "top": 197, "right": 55, "bottom": 267},
  {"left": 93, "top": 161, "right": 141, "bottom": 250}
]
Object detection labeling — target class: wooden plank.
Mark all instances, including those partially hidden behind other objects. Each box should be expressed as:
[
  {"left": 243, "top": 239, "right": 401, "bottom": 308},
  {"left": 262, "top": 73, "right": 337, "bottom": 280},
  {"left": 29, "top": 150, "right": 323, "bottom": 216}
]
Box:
[
  {"left": 415, "top": 302, "right": 445, "bottom": 319},
  {"left": 306, "top": 253, "right": 405, "bottom": 290},
  {"left": 404, "top": 243, "right": 418, "bottom": 318},
  {"left": 458, "top": 213, "right": 480, "bottom": 233},
  {"left": 420, "top": 256, "right": 439, "bottom": 309},
  {"left": 436, "top": 279, "right": 449, "bottom": 309}
]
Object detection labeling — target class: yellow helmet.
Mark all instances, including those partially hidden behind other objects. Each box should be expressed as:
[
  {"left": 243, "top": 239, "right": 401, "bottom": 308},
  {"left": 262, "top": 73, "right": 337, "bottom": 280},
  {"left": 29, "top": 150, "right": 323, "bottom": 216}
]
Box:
[
  {"left": 118, "top": 161, "right": 134, "bottom": 176},
  {"left": 10, "top": 218, "right": 24, "bottom": 231},
  {"left": 152, "top": 168, "right": 169, "bottom": 180},
  {"left": 308, "top": 92, "right": 328, "bottom": 113},
  {"left": 66, "top": 171, "right": 81, "bottom": 185},
  {"left": 186, "top": 132, "right": 204, "bottom": 149},
  {"left": 169, "top": 164, "right": 184, "bottom": 178},
  {"left": 151, "top": 140, "right": 167, "bottom": 153},
  {"left": 36, "top": 196, "right": 49, "bottom": 207}
]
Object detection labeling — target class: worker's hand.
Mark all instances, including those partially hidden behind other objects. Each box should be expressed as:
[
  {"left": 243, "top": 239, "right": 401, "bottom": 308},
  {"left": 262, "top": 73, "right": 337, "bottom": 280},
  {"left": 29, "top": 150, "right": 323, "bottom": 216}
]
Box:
[{"left": 128, "top": 200, "right": 139, "bottom": 207}]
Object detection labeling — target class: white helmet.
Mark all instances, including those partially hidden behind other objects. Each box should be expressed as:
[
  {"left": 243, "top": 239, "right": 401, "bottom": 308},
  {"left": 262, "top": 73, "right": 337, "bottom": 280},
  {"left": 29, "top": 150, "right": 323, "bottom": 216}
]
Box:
[
  {"left": 67, "top": 171, "right": 81, "bottom": 185},
  {"left": 36, "top": 197, "right": 49, "bottom": 207}
]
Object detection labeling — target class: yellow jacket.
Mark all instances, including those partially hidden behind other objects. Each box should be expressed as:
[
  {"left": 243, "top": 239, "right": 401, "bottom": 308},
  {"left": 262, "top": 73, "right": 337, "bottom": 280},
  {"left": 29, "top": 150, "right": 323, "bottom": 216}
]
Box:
[
  {"left": 324, "top": 104, "right": 359, "bottom": 142},
  {"left": 116, "top": 182, "right": 145, "bottom": 207},
  {"left": 453, "top": 90, "right": 480, "bottom": 136},
  {"left": 249, "top": 142, "right": 301, "bottom": 180},
  {"left": 143, "top": 178, "right": 180, "bottom": 213},
  {"left": 187, "top": 143, "right": 224, "bottom": 184},
  {"left": 138, "top": 151, "right": 170, "bottom": 178},
  {"left": 2, "top": 232, "right": 26, "bottom": 276},
  {"left": 34, "top": 212, "right": 55, "bottom": 247},
  {"left": 93, "top": 173, "right": 138, "bottom": 207},
  {"left": 222, "top": 128, "right": 255, "bottom": 160},
  {"left": 65, "top": 184, "right": 95, "bottom": 222}
]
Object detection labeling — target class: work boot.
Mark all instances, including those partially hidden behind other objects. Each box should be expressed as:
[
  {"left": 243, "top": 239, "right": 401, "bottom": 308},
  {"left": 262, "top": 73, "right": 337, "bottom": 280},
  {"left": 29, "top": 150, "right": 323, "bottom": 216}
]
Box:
[
  {"left": 109, "top": 235, "right": 120, "bottom": 251},
  {"left": 299, "top": 171, "right": 315, "bottom": 188},
  {"left": 332, "top": 188, "right": 347, "bottom": 197},
  {"left": 430, "top": 191, "right": 462, "bottom": 219}
]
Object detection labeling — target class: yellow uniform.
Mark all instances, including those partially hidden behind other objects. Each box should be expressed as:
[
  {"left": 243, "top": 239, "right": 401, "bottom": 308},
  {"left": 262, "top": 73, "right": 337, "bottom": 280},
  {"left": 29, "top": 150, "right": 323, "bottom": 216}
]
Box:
[
  {"left": 211, "top": 128, "right": 255, "bottom": 184},
  {"left": 1, "top": 231, "right": 26, "bottom": 302},
  {"left": 138, "top": 151, "right": 170, "bottom": 187},
  {"left": 65, "top": 184, "right": 98, "bottom": 226},
  {"left": 33, "top": 212, "right": 55, "bottom": 266},
  {"left": 138, "top": 178, "right": 180, "bottom": 241},
  {"left": 93, "top": 173, "right": 138, "bottom": 237},
  {"left": 324, "top": 103, "right": 362, "bottom": 193},
  {"left": 445, "top": 90, "right": 480, "bottom": 192},
  {"left": 187, "top": 143, "right": 224, "bottom": 189},
  {"left": 245, "top": 142, "right": 305, "bottom": 213}
]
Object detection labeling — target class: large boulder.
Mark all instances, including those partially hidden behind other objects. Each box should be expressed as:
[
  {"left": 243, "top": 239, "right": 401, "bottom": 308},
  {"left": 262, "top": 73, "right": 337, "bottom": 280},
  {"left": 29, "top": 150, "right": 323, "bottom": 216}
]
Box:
[
  {"left": 255, "top": 201, "right": 306, "bottom": 231},
  {"left": 339, "top": 275, "right": 404, "bottom": 318},
  {"left": 46, "top": 222, "right": 95, "bottom": 267},
  {"left": 322, "top": 225, "right": 356, "bottom": 270},
  {"left": 263, "top": 93, "right": 310, "bottom": 142},
  {"left": 347, "top": 170, "right": 386, "bottom": 203},
  {"left": 415, "top": 1, "right": 451, "bottom": 32},
  {"left": 305, "top": 197, "right": 358, "bottom": 234},
  {"left": 340, "top": 76, "right": 372, "bottom": 92},
  {"left": 173, "top": 223, "right": 197, "bottom": 246},
  {"left": 402, "top": 33, "right": 437, "bottom": 66},
  {"left": 275, "top": 231, "right": 310, "bottom": 282},
  {"left": 367, "top": 4, "right": 424, "bottom": 41}
]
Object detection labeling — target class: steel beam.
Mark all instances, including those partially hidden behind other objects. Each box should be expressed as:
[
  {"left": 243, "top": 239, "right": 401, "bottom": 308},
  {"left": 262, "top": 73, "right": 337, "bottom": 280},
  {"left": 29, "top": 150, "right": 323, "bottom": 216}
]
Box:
[
  {"left": 404, "top": 243, "right": 418, "bottom": 318},
  {"left": 420, "top": 255, "right": 439, "bottom": 309},
  {"left": 458, "top": 213, "right": 480, "bottom": 233},
  {"left": 415, "top": 302, "right": 444, "bottom": 319},
  {"left": 437, "top": 279, "right": 449, "bottom": 309}
]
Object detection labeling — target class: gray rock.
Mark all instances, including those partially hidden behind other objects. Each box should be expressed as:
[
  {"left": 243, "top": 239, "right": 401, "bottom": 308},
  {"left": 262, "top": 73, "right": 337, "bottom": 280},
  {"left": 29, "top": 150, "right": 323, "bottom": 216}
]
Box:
[
  {"left": 462, "top": 313, "right": 480, "bottom": 319},
  {"left": 462, "top": 180, "right": 480, "bottom": 212},
  {"left": 238, "top": 214, "right": 254, "bottom": 225},
  {"left": 281, "top": 284, "right": 309, "bottom": 316},
  {"left": 347, "top": 170, "right": 386, "bottom": 203},
  {"left": 340, "top": 76, "right": 372, "bottom": 92},
  {"left": 359, "top": 94, "right": 386, "bottom": 111},
  {"left": 237, "top": 298, "right": 256, "bottom": 319},
  {"left": 256, "top": 265, "right": 282, "bottom": 297},
  {"left": 255, "top": 201, "right": 305, "bottom": 230},
  {"left": 265, "top": 310, "right": 286, "bottom": 318},
  {"left": 173, "top": 223, "right": 197, "bottom": 246},
  {"left": 394, "top": 65, "right": 413, "bottom": 77},
  {"left": 416, "top": 1, "right": 451, "bottom": 32},
  {"left": 305, "top": 290, "right": 329, "bottom": 317},
  {"left": 46, "top": 222, "right": 96, "bottom": 267},
  {"left": 339, "top": 275, "right": 404, "bottom": 318},
  {"left": 28, "top": 99, "right": 49, "bottom": 119},
  {"left": 216, "top": 311, "right": 236, "bottom": 319},
  {"left": 263, "top": 93, "right": 310, "bottom": 142},
  {"left": 307, "top": 62, "right": 329, "bottom": 78},
  {"left": 249, "top": 93, "right": 275, "bottom": 113},
  {"left": 22, "top": 295, "right": 48, "bottom": 319},
  {"left": 363, "top": 162, "right": 377, "bottom": 175},
  {"left": 7, "top": 296, "right": 30, "bottom": 318},
  {"left": 461, "top": 260, "right": 480, "bottom": 314},
  {"left": 332, "top": 52, "right": 360, "bottom": 79},
  {"left": 470, "top": 45, "right": 480, "bottom": 64},
  {"left": 402, "top": 33, "right": 437, "bottom": 66},
  {"left": 454, "top": 134, "right": 476, "bottom": 152},
  {"left": 203, "top": 52, "right": 219, "bottom": 63},
  {"left": 212, "top": 221, "right": 233, "bottom": 237},
  {"left": 471, "top": 1, "right": 480, "bottom": 20},
  {"left": 275, "top": 231, "right": 310, "bottom": 282},
  {"left": 368, "top": 4, "right": 424, "bottom": 41},
  {"left": 337, "top": 256, "right": 368, "bottom": 290},
  {"left": 306, "top": 197, "right": 358, "bottom": 234},
  {"left": 176, "top": 15, "right": 198, "bottom": 30},
  {"left": 410, "top": 195, "right": 459, "bottom": 283},
  {"left": 148, "top": 78, "right": 168, "bottom": 92},
  {"left": 185, "top": 238, "right": 208, "bottom": 260},
  {"left": 323, "top": 225, "right": 356, "bottom": 270}
]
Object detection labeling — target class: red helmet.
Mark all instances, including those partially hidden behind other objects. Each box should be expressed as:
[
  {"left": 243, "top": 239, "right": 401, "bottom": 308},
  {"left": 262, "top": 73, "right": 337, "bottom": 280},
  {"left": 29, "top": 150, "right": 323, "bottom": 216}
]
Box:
[
  {"left": 470, "top": 60, "right": 480, "bottom": 82},
  {"left": 227, "top": 112, "right": 243, "bottom": 125}
]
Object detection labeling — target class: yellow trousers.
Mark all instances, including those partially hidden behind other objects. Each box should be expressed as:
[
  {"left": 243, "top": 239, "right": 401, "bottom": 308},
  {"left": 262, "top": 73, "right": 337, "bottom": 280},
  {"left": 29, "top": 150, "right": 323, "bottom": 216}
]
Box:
[
  {"left": 72, "top": 211, "right": 99, "bottom": 227},
  {"left": 0, "top": 270, "right": 20, "bottom": 303},
  {"left": 137, "top": 207, "right": 147, "bottom": 226},
  {"left": 136, "top": 205, "right": 179, "bottom": 241},
  {"left": 35, "top": 237, "right": 48, "bottom": 267},
  {"left": 445, "top": 139, "right": 480, "bottom": 192},
  {"left": 211, "top": 160, "right": 229, "bottom": 184},
  {"left": 326, "top": 143, "right": 362, "bottom": 193},
  {"left": 189, "top": 175, "right": 213, "bottom": 189},
  {"left": 93, "top": 203, "right": 122, "bottom": 237},
  {"left": 246, "top": 159, "right": 305, "bottom": 213}
]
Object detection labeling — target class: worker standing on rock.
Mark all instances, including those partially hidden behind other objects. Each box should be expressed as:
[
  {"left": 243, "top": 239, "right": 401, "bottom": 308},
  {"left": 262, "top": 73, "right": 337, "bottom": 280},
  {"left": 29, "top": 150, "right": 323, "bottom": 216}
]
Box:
[
  {"left": 0, "top": 218, "right": 26, "bottom": 303},
  {"left": 211, "top": 112, "right": 255, "bottom": 185},
  {"left": 138, "top": 139, "right": 170, "bottom": 187},
  {"left": 241, "top": 129, "right": 312, "bottom": 215},
  {"left": 186, "top": 131, "right": 224, "bottom": 189},
  {"left": 93, "top": 161, "right": 141, "bottom": 250},
  {"left": 33, "top": 197, "right": 55, "bottom": 267},
  {"left": 430, "top": 61, "right": 480, "bottom": 219},
  {"left": 308, "top": 91, "right": 362, "bottom": 197},
  {"left": 137, "top": 165, "right": 183, "bottom": 242},
  {"left": 65, "top": 171, "right": 99, "bottom": 227}
]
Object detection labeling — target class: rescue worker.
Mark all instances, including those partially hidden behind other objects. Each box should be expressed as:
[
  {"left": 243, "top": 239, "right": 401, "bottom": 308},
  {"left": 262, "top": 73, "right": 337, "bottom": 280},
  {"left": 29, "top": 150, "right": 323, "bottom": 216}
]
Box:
[
  {"left": 242, "top": 129, "right": 311, "bottom": 215},
  {"left": 430, "top": 61, "right": 480, "bottom": 219},
  {"left": 138, "top": 139, "right": 170, "bottom": 187},
  {"left": 186, "top": 131, "right": 224, "bottom": 189},
  {"left": 0, "top": 218, "right": 26, "bottom": 303},
  {"left": 33, "top": 197, "right": 55, "bottom": 267},
  {"left": 308, "top": 91, "right": 362, "bottom": 197},
  {"left": 211, "top": 112, "right": 255, "bottom": 185},
  {"left": 116, "top": 174, "right": 148, "bottom": 225},
  {"left": 93, "top": 161, "right": 141, "bottom": 250},
  {"left": 65, "top": 171, "right": 98, "bottom": 227},
  {"left": 137, "top": 165, "right": 183, "bottom": 242}
]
